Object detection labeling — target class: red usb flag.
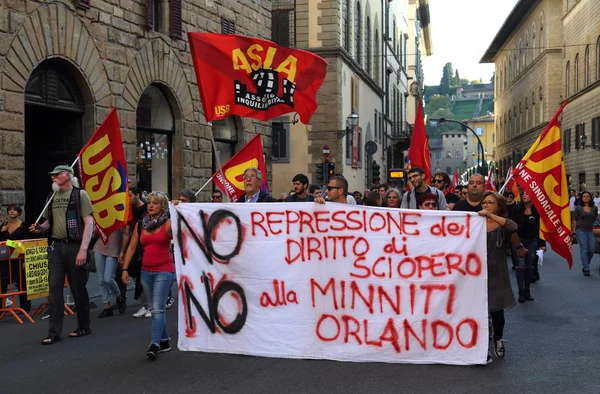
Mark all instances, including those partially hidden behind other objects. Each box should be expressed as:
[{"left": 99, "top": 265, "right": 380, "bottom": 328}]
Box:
[
  {"left": 511, "top": 101, "right": 572, "bottom": 268},
  {"left": 188, "top": 32, "right": 328, "bottom": 124},
  {"left": 212, "top": 134, "right": 268, "bottom": 202},
  {"left": 78, "top": 108, "right": 131, "bottom": 244},
  {"left": 407, "top": 99, "right": 432, "bottom": 182}
]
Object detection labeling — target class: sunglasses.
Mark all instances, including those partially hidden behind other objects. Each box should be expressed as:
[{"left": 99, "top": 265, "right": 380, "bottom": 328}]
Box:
[
  {"left": 326, "top": 186, "right": 341, "bottom": 191},
  {"left": 423, "top": 202, "right": 437, "bottom": 208},
  {"left": 506, "top": 195, "right": 514, "bottom": 198},
  {"left": 461, "top": 192, "right": 468, "bottom": 195},
  {"left": 433, "top": 179, "right": 444, "bottom": 183},
  {"left": 212, "top": 195, "right": 222, "bottom": 199}
]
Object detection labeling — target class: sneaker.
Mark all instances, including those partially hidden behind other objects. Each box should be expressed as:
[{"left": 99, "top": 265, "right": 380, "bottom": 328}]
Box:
[
  {"left": 486, "top": 351, "right": 493, "bottom": 365},
  {"left": 6, "top": 298, "right": 13, "bottom": 307},
  {"left": 159, "top": 340, "right": 171, "bottom": 353},
  {"left": 166, "top": 296, "right": 175, "bottom": 309},
  {"left": 133, "top": 306, "right": 148, "bottom": 318},
  {"left": 146, "top": 343, "right": 159, "bottom": 360},
  {"left": 98, "top": 308, "right": 114, "bottom": 318},
  {"left": 494, "top": 339, "right": 505, "bottom": 358},
  {"left": 65, "top": 294, "right": 75, "bottom": 306},
  {"left": 145, "top": 309, "right": 152, "bottom": 318}
]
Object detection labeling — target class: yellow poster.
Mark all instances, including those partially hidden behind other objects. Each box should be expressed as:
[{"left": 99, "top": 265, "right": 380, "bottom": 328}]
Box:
[{"left": 23, "top": 239, "right": 49, "bottom": 300}]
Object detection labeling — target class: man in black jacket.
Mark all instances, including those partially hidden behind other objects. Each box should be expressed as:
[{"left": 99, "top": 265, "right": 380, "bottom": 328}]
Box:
[{"left": 236, "top": 168, "right": 275, "bottom": 203}]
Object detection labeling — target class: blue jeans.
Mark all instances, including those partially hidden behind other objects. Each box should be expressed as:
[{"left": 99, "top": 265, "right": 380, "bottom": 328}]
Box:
[
  {"left": 94, "top": 253, "right": 120, "bottom": 305},
  {"left": 576, "top": 229, "right": 595, "bottom": 272},
  {"left": 140, "top": 270, "right": 176, "bottom": 345}
]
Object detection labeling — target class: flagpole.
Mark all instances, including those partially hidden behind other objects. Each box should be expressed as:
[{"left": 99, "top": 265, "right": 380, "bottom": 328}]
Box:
[
  {"left": 195, "top": 174, "right": 215, "bottom": 197},
  {"left": 498, "top": 171, "right": 515, "bottom": 195},
  {"left": 207, "top": 123, "right": 230, "bottom": 202},
  {"left": 35, "top": 156, "right": 80, "bottom": 224}
]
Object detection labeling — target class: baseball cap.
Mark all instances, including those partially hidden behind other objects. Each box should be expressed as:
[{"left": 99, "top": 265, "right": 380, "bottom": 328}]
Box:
[{"left": 48, "top": 165, "right": 74, "bottom": 175}]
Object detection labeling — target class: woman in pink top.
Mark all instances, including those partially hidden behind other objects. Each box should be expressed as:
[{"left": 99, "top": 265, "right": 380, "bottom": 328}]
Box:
[{"left": 122, "top": 191, "right": 175, "bottom": 360}]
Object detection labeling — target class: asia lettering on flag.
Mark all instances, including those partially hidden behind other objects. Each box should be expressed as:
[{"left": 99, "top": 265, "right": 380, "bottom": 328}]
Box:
[
  {"left": 407, "top": 99, "right": 431, "bottom": 185},
  {"left": 511, "top": 101, "right": 572, "bottom": 267},
  {"left": 78, "top": 107, "right": 131, "bottom": 244},
  {"left": 212, "top": 134, "right": 268, "bottom": 202},
  {"left": 188, "top": 32, "right": 328, "bottom": 123},
  {"left": 485, "top": 168, "right": 496, "bottom": 191}
]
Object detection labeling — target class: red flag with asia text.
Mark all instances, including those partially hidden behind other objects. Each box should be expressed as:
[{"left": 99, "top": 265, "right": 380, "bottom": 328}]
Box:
[
  {"left": 188, "top": 32, "right": 327, "bottom": 124},
  {"left": 213, "top": 134, "right": 268, "bottom": 202},
  {"left": 78, "top": 108, "right": 131, "bottom": 245}
]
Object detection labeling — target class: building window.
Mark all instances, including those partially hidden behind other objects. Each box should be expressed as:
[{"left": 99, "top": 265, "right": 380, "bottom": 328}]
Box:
[
  {"left": 584, "top": 45, "right": 590, "bottom": 87},
  {"left": 564, "top": 128, "right": 571, "bottom": 153},
  {"left": 597, "top": 36, "right": 600, "bottom": 81},
  {"left": 592, "top": 117, "right": 600, "bottom": 148},
  {"left": 475, "top": 127, "right": 484, "bottom": 135},
  {"left": 579, "top": 172, "right": 586, "bottom": 189},
  {"left": 574, "top": 54, "right": 579, "bottom": 92},
  {"left": 343, "top": 0, "right": 351, "bottom": 52},
  {"left": 212, "top": 117, "right": 238, "bottom": 176},
  {"left": 392, "top": 19, "right": 397, "bottom": 54},
  {"left": 455, "top": 151, "right": 460, "bottom": 159},
  {"left": 446, "top": 151, "right": 452, "bottom": 159},
  {"left": 346, "top": 126, "right": 352, "bottom": 164},
  {"left": 358, "top": 129, "right": 363, "bottom": 168},
  {"left": 355, "top": 2, "right": 362, "bottom": 66},
  {"left": 374, "top": 109, "right": 378, "bottom": 142},
  {"left": 272, "top": 2, "right": 296, "bottom": 47},
  {"left": 374, "top": 29, "right": 380, "bottom": 84},
  {"left": 272, "top": 121, "right": 289, "bottom": 162},
  {"left": 378, "top": 112, "right": 382, "bottom": 142},
  {"left": 532, "top": 22, "right": 537, "bottom": 58},
  {"left": 566, "top": 61, "right": 570, "bottom": 97},
  {"left": 595, "top": 173, "right": 599, "bottom": 187},
  {"left": 575, "top": 123, "right": 583, "bottom": 150},
  {"left": 435, "top": 151, "right": 441, "bottom": 159},
  {"left": 221, "top": 17, "right": 236, "bottom": 34},
  {"left": 365, "top": 17, "right": 372, "bottom": 75}
]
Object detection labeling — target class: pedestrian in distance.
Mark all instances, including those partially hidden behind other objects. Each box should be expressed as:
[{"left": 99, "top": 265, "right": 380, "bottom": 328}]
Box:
[
  {"left": 572, "top": 191, "right": 598, "bottom": 276},
  {"left": 122, "top": 191, "right": 175, "bottom": 360},
  {"left": 383, "top": 188, "right": 401, "bottom": 209},
  {"left": 363, "top": 191, "right": 381, "bottom": 207},
  {"left": 432, "top": 172, "right": 459, "bottom": 210},
  {"left": 417, "top": 193, "right": 439, "bottom": 210},
  {"left": 285, "top": 174, "right": 314, "bottom": 202},
  {"left": 178, "top": 189, "right": 196, "bottom": 203},
  {"left": 211, "top": 189, "right": 223, "bottom": 203},
  {"left": 30, "top": 165, "right": 94, "bottom": 345},
  {"left": 401, "top": 167, "right": 449, "bottom": 210},
  {"left": 315, "top": 176, "right": 349, "bottom": 204},
  {"left": 93, "top": 229, "right": 125, "bottom": 318},
  {"left": 309, "top": 184, "right": 322, "bottom": 199},
  {"left": 478, "top": 191, "right": 518, "bottom": 364}
]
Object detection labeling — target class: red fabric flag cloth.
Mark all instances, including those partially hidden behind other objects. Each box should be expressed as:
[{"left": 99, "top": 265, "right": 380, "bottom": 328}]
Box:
[
  {"left": 511, "top": 101, "right": 572, "bottom": 268},
  {"left": 448, "top": 170, "right": 459, "bottom": 193},
  {"left": 212, "top": 134, "right": 268, "bottom": 202},
  {"left": 78, "top": 107, "right": 131, "bottom": 244},
  {"left": 407, "top": 99, "right": 431, "bottom": 182},
  {"left": 505, "top": 161, "right": 521, "bottom": 201},
  {"left": 188, "top": 32, "right": 328, "bottom": 124},
  {"left": 485, "top": 167, "right": 496, "bottom": 191}
]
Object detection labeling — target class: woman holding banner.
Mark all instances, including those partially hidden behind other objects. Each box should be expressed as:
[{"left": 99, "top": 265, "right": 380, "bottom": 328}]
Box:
[
  {"left": 121, "top": 191, "right": 175, "bottom": 360},
  {"left": 478, "top": 191, "right": 517, "bottom": 364}
]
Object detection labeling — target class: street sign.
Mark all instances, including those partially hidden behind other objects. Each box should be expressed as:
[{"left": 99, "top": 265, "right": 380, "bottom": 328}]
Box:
[
  {"left": 365, "top": 141, "right": 377, "bottom": 155},
  {"left": 322, "top": 144, "right": 329, "bottom": 158}
]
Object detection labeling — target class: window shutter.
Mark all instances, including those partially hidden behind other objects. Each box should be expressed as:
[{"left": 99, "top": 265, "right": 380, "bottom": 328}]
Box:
[
  {"left": 145, "top": 0, "right": 154, "bottom": 30},
  {"left": 169, "top": 0, "right": 182, "bottom": 39},
  {"left": 76, "top": 0, "right": 90, "bottom": 9},
  {"left": 221, "top": 17, "right": 236, "bottom": 34}
]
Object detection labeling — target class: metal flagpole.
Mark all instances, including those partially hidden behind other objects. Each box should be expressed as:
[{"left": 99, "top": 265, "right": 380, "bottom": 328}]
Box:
[
  {"left": 194, "top": 174, "right": 215, "bottom": 197},
  {"left": 498, "top": 171, "right": 514, "bottom": 195},
  {"left": 35, "top": 156, "right": 80, "bottom": 224},
  {"left": 208, "top": 122, "right": 230, "bottom": 202}
]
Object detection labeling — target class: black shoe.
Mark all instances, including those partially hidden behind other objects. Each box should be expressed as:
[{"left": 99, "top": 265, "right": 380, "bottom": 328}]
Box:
[
  {"left": 147, "top": 344, "right": 159, "bottom": 360},
  {"left": 584, "top": 270, "right": 591, "bottom": 276},
  {"left": 518, "top": 293, "right": 526, "bottom": 303},
  {"left": 98, "top": 308, "right": 113, "bottom": 318},
  {"left": 159, "top": 340, "right": 171, "bottom": 353},
  {"left": 110, "top": 303, "right": 119, "bottom": 311},
  {"left": 525, "top": 293, "right": 534, "bottom": 301},
  {"left": 116, "top": 296, "right": 127, "bottom": 314}
]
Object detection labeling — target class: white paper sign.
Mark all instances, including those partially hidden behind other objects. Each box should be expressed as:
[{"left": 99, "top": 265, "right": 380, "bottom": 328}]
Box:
[{"left": 170, "top": 203, "right": 488, "bottom": 365}]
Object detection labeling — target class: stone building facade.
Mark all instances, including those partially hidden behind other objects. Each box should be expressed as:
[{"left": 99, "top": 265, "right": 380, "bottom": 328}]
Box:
[
  {"left": 0, "top": 0, "right": 272, "bottom": 222},
  {"left": 561, "top": 0, "right": 600, "bottom": 191},
  {"left": 481, "top": 0, "right": 563, "bottom": 182}
]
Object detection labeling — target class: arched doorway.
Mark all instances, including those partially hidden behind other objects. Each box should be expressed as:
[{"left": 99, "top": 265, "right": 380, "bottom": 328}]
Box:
[
  {"left": 24, "top": 59, "right": 89, "bottom": 223},
  {"left": 136, "top": 84, "right": 175, "bottom": 196}
]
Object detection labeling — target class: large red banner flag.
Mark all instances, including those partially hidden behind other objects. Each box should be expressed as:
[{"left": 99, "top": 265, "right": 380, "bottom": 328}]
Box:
[
  {"left": 407, "top": 99, "right": 432, "bottom": 182},
  {"left": 212, "top": 134, "right": 268, "bottom": 202},
  {"left": 188, "top": 32, "right": 328, "bottom": 124},
  {"left": 78, "top": 107, "right": 131, "bottom": 244},
  {"left": 511, "top": 101, "right": 572, "bottom": 267}
]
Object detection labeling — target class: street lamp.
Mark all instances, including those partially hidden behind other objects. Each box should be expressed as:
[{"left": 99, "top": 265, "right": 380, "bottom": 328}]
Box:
[
  {"left": 580, "top": 134, "right": 600, "bottom": 151},
  {"left": 431, "top": 117, "right": 486, "bottom": 174},
  {"left": 338, "top": 112, "right": 360, "bottom": 139}
]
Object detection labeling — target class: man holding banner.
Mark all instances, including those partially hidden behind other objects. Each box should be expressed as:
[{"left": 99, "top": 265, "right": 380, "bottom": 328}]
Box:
[
  {"left": 30, "top": 165, "right": 95, "bottom": 345},
  {"left": 236, "top": 168, "right": 275, "bottom": 203}
]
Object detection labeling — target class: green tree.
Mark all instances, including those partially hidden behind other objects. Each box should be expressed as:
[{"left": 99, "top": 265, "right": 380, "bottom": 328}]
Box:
[
  {"left": 440, "top": 62, "right": 454, "bottom": 95},
  {"left": 459, "top": 78, "right": 469, "bottom": 87},
  {"left": 428, "top": 94, "right": 452, "bottom": 113},
  {"left": 454, "top": 70, "right": 460, "bottom": 87}
]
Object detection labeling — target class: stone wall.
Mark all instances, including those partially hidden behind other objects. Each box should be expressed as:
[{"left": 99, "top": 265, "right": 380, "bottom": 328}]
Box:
[{"left": 0, "top": 0, "right": 272, "bottom": 219}]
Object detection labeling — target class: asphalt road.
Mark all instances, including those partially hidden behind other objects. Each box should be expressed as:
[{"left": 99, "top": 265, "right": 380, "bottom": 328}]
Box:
[{"left": 2, "top": 246, "right": 599, "bottom": 393}]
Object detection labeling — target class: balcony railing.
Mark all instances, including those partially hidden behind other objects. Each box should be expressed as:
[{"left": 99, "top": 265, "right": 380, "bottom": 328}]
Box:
[{"left": 391, "top": 121, "right": 411, "bottom": 139}]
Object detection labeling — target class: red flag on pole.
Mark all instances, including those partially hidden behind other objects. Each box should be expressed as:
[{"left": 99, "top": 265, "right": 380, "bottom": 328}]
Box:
[
  {"left": 511, "top": 101, "right": 572, "bottom": 268},
  {"left": 212, "top": 134, "right": 268, "bottom": 202},
  {"left": 448, "top": 170, "right": 459, "bottom": 193},
  {"left": 78, "top": 108, "right": 131, "bottom": 244},
  {"left": 188, "top": 32, "right": 328, "bottom": 124},
  {"left": 485, "top": 167, "right": 496, "bottom": 191},
  {"left": 407, "top": 99, "right": 431, "bottom": 182},
  {"left": 505, "top": 161, "right": 520, "bottom": 201}
]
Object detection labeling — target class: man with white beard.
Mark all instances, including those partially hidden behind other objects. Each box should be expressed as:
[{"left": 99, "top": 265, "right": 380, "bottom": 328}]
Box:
[{"left": 30, "top": 165, "right": 94, "bottom": 345}]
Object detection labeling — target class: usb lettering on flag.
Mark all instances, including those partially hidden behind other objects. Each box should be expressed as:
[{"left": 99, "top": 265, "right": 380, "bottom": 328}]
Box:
[
  {"left": 78, "top": 107, "right": 131, "bottom": 244},
  {"left": 171, "top": 203, "right": 488, "bottom": 365},
  {"left": 511, "top": 101, "right": 572, "bottom": 267}
]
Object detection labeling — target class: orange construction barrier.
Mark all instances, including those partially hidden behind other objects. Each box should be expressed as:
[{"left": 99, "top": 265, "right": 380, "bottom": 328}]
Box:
[
  {"left": 0, "top": 241, "right": 34, "bottom": 324},
  {"left": 31, "top": 276, "right": 75, "bottom": 317}
]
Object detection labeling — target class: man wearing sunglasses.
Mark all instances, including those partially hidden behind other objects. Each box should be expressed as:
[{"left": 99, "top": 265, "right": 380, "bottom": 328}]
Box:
[
  {"left": 315, "top": 176, "right": 349, "bottom": 204},
  {"left": 400, "top": 167, "right": 449, "bottom": 210},
  {"left": 211, "top": 190, "right": 223, "bottom": 203},
  {"left": 432, "top": 172, "right": 459, "bottom": 210}
]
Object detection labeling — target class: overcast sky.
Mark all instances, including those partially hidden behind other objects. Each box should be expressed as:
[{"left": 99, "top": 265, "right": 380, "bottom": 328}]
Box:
[{"left": 423, "top": 0, "right": 519, "bottom": 86}]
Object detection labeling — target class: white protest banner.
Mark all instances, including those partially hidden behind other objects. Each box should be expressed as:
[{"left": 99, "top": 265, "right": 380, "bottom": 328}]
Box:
[{"left": 170, "top": 203, "right": 488, "bottom": 365}]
